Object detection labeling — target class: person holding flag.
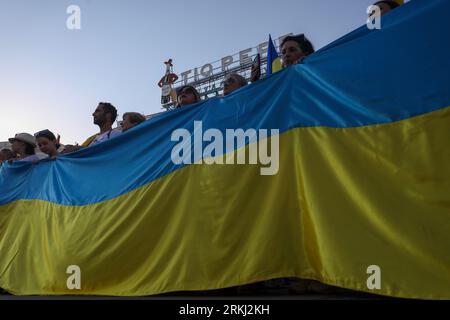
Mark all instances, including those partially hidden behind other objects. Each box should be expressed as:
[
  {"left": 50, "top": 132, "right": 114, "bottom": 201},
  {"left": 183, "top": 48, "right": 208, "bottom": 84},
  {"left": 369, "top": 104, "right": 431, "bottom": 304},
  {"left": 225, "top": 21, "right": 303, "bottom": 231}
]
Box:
[{"left": 251, "top": 33, "right": 315, "bottom": 82}]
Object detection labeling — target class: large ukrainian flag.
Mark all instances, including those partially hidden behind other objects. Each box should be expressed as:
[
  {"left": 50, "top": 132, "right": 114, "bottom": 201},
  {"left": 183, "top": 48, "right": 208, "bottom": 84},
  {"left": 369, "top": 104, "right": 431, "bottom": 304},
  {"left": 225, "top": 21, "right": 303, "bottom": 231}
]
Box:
[{"left": 1, "top": 0, "right": 449, "bottom": 298}]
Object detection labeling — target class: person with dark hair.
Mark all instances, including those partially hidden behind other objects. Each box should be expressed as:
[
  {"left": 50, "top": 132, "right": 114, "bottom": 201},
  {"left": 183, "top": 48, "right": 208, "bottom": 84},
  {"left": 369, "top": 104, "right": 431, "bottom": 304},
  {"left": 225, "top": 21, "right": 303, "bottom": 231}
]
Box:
[
  {"left": 8, "top": 133, "right": 40, "bottom": 162},
  {"left": 280, "top": 34, "right": 315, "bottom": 68},
  {"left": 176, "top": 85, "right": 201, "bottom": 108},
  {"left": 222, "top": 73, "right": 248, "bottom": 96},
  {"left": 83, "top": 102, "right": 121, "bottom": 146},
  {"left": 34, "top": 129, "right": 59, "bottom": 159},
  {"left": 97, "top": 102, "right": 118, "bottom": 123},
  {"left": 372, "top": 0, "right": 400, "bottom": 16},
  {"left": 0, "top": 148, "right": 16, "bottom": 164},
  {"left": 63, "top": 102, "right": 121, "bottom": 153},
  {"left": 121, "top": 112, "right": 146, "bottom": 132}
]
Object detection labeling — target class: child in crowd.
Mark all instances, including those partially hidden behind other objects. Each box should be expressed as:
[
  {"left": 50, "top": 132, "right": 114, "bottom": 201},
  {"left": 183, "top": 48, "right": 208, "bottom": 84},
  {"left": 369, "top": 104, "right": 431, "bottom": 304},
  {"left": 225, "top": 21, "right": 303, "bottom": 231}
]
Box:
[{"left": 35, "top": 129, "right": 60, "bottom": 159}]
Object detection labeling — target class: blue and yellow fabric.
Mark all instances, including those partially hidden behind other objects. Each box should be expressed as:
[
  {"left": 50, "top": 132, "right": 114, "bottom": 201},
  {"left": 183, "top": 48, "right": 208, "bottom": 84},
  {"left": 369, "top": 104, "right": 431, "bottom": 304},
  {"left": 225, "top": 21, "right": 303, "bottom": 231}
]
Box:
[
  {"left": 266, "top": 34, "right": 282, "bottom": 76},
  {"left": 1, "top": 0, "right": 449, "bottom": 298}
]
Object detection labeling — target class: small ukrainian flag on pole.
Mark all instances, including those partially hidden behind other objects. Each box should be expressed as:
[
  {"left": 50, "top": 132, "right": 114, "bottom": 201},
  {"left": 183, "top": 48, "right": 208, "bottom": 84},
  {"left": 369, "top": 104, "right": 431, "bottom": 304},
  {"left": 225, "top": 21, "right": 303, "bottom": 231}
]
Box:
[{"left": 266, "top": 34, "right": 282, "bottom": 76}]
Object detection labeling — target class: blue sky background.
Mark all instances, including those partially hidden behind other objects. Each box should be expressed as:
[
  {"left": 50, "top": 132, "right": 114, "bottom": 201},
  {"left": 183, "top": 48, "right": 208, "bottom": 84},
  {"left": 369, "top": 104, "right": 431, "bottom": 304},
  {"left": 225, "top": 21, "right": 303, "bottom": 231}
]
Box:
[{"left": 1, "top": 0, "right": 384, "bottom": 144}]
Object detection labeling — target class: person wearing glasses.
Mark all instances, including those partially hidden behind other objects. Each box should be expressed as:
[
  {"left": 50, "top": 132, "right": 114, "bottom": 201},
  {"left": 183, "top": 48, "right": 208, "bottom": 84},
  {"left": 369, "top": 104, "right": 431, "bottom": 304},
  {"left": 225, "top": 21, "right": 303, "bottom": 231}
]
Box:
[
  {"left": 176, "top": 85, "right": 201, "bottom": 108},
  {"left": 222, "top": 73, "right": 248, "bottom": 96}
]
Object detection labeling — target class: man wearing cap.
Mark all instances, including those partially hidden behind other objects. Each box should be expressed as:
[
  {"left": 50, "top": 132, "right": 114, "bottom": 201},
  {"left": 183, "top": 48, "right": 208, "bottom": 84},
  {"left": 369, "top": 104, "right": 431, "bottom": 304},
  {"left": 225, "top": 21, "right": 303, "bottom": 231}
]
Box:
[
  {"left": 280, "top": 34, "right": 315, "bottom": 68},
  {"left": 8, "top": 133, "right": 40, "bottom": 162}
]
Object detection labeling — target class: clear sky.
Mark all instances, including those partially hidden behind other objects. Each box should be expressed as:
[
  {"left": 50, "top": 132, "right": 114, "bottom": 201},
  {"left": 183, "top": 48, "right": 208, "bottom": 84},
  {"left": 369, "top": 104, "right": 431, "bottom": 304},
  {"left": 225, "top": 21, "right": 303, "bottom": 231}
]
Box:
[{"left": 1, "top": 0, "right": 382, "bottom": 144}]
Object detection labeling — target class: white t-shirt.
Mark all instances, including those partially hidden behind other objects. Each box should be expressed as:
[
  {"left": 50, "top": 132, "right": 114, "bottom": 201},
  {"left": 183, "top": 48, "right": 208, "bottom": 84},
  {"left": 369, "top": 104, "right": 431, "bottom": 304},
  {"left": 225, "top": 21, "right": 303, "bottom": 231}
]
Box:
[{"left": 90, "top": 128, "right": 122, "bottom": 146}]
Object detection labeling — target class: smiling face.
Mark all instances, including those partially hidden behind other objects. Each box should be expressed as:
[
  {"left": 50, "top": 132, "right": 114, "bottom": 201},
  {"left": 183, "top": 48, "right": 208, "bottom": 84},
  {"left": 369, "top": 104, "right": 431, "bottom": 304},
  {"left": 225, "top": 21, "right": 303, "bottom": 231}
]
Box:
[
  {"left": 37, "top": 136, "right": 57, "bottom": 156},
  {"left": 281, "top": 40, "right": 305, "bottom": 68},
  {"left": 121, "top": 114, "right": 134, "bottom": 132}
]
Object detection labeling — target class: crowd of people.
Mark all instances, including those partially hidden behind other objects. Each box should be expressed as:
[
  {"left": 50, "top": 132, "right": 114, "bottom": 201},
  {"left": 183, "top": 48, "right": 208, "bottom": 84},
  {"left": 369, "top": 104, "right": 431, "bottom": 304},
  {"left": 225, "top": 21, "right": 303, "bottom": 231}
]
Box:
[
  {"left": 2, "top": 0, "right": 401, "bottom": 166},
  {"left": 0, "top": 0, "right": 403, "bottom": 164},
  {"left": 0, "top": 32, "right": 319, "bottom": 166}
]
